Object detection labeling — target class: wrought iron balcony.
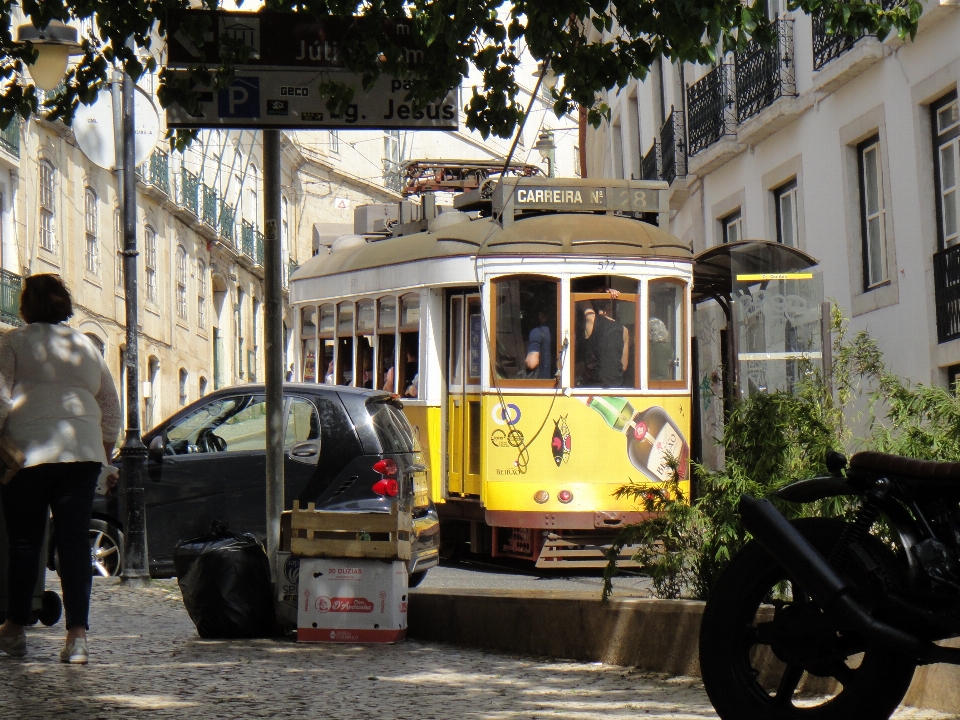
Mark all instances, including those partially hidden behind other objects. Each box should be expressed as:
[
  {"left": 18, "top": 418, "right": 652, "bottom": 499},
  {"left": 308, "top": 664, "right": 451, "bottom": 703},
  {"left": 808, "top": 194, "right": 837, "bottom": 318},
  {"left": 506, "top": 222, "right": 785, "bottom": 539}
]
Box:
[
  {"left": 0, "top": 120, "right": 19, "bottom": 157},
  {"left": 180, "top": 169, "right": 199, "bottom": 216},
  {"left": 641, "top": 141, "right": 661, "bottom": 181},
  {"left": 148, "top": 151, "right": 169, "bottom": 194},
  {"left": 255, "top": 230, "right": 264, "bottom": 266},
  {"left": 687, "top": 64, "right": 737, "bottom": 156},
  {"left": 202, "top": 185, "right": 218, "bottom": 227},
  {"left": 0, "top": 269, "right": 23, "bottom": 327},
  {"left": 659, "top": 108, "right": 687, "bottom": 185},
  {"left": 812, "top": 11, "right": 863, "bottom": 70},
  {"left": 219, "top": 202, "right": 235, "bottom": 244},
  {"left": 934, "top": 244, "right": 960, "bottom": 343},
  {"left": 241, "top": 220, "right": 255, "bottom": 258},
  {"left": 735, "top": 18, "right": 797, "bottom": 123}
]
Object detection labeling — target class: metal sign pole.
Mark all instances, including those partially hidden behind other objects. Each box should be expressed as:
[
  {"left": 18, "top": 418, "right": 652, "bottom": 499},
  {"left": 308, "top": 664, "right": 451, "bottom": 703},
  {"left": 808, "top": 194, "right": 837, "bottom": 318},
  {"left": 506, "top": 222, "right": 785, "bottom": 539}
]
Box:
[
  {"left": 263, "top": 129, "right": 284, "bottom": 584},
  {"left": 118, "top": 69, "right": 150, "bottom": 585}
]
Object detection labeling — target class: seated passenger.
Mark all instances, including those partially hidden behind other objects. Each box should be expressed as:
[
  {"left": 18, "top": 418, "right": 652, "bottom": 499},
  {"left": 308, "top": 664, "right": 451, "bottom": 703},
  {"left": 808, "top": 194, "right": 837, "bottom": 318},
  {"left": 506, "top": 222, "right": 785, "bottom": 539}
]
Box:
[{"left": 524, "top": 307, "right": 553, "bottom": 380}]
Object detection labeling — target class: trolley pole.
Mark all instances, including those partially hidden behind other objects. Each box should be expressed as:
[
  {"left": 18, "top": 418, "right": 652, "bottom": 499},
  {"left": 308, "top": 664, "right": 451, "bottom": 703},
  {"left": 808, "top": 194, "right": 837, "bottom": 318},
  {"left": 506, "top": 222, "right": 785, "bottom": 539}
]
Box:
[
  {"left": 263, "top": 129, "right": 285, "bottom": 584},
  {"left": 117, "top": 68, "right": 149, "bottom": 585}
]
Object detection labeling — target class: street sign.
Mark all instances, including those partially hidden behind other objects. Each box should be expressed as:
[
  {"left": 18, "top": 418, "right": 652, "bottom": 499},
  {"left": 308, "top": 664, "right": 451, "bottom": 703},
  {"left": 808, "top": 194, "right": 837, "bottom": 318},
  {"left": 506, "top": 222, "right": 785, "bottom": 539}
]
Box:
[
  {"left": 166, "top": 10, "right": 424, "bottom": 71},
  {"left": 74, "top": 84, "right": 160, "bottom": 170},
  {"left": 165, "top": 71, "right": 459, "bottom": 130}
]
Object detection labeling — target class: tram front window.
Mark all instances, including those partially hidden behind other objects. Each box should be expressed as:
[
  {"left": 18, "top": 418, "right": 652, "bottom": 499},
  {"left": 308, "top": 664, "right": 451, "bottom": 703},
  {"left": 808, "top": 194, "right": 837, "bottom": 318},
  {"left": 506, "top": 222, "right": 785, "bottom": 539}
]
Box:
[
  {"left": 378, "top": 298, "right": 398, "bottom": 392},
  {"left": 648, "top": 280, "right": 685, "bottom": 386},
  {"left": 572, "top": 276, "right": 638, "bottom": 389},
  {"left": 493, "top": 276, "right": 558, "bottom": 384}
]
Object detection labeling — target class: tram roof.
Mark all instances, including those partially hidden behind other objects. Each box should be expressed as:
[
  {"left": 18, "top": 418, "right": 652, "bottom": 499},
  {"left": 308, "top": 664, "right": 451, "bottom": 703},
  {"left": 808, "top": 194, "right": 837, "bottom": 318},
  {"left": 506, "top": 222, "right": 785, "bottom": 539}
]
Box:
[{"left": 291, "top": 213, "right": 692, "bottom": 283}]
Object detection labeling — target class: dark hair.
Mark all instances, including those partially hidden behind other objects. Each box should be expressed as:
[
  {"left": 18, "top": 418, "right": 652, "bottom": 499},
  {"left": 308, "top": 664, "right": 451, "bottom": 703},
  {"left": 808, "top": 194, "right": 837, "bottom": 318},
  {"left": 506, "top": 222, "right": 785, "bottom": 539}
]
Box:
[{"left": 20, "top": 274, "right": 73, "bottom": 324}]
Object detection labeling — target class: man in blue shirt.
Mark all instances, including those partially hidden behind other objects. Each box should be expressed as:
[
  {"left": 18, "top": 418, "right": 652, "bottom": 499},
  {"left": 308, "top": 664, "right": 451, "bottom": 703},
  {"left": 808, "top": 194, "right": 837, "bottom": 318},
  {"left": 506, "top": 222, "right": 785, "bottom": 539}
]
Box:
[{"left": 525, "top": 308, "right": 553, "bottom": 380}]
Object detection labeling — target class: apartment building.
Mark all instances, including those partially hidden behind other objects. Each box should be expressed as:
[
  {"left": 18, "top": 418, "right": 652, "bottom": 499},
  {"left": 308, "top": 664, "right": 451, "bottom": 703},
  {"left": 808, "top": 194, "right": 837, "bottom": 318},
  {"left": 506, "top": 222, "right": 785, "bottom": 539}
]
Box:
[{"left": 587, "top": 0, "right": 960, "bottom": 454}]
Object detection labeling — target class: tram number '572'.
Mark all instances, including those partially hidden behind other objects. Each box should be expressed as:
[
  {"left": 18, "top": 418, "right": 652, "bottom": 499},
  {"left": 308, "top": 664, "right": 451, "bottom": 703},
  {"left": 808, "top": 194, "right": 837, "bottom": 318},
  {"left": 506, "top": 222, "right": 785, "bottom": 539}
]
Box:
[{"left": 597, "top": 260, "right": 617, "bottom": 271}]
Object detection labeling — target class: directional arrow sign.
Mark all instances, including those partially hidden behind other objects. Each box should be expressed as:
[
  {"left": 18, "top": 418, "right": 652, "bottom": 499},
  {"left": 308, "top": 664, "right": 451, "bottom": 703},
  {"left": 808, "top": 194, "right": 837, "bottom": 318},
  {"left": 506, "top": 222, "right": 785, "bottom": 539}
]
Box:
[{"left": 165, "top": 71, "right": 459, "bottom": 130}]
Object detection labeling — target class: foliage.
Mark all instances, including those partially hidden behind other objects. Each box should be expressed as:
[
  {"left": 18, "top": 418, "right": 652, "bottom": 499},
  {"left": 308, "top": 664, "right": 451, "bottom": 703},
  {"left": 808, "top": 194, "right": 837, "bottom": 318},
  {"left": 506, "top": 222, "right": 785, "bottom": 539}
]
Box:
[
  {"left": 0, "top": 0, "right": 925, "bottom": 148},
  {"left": 603, "top": 310, "right": 960, "bottom": 601}
]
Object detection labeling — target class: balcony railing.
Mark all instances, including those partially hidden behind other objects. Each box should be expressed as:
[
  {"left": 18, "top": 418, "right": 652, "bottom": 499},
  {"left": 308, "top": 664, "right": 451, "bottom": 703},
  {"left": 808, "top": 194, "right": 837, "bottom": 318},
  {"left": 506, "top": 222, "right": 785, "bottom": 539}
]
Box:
[
  {"left": 935, "top": 244, "right": 960, "bottom": 343},
  {"left": 0, "top": 120, "right": 19, "bottom": 157},
  {"left": 641, "top": 141, "right": 660, "bottom": 181},
  {"left": 180, "top": 169, "right": 199, "bottom": 216},
  {"left": 735, "top": 18, "right": 797, "bottom": 123},
  {"left": 149, "top": 151, "right": 169, "bottom": 194},
  {"left": 659, "top": 108, "right": 687, "bottom": 185},
  {"left": 202, "top": 185, "right": 218, "bottom": 227},
  {"left": 812, "top": 11, "right": 863, "bottom": 70},
  {"left": 256, "top": 230, "right": 264, "bottom": 266},
  {"left": 219, "top": 202, "right": 235, "bottom": 244},
  {"left": 687, "top": 64, "right": 737, "bottom": 156},
  {"left": 0, "top": 269, "right": 23, "bottom": 327},
  {"left": 241, "top": 220, "right": 255, "bottom": 257}
]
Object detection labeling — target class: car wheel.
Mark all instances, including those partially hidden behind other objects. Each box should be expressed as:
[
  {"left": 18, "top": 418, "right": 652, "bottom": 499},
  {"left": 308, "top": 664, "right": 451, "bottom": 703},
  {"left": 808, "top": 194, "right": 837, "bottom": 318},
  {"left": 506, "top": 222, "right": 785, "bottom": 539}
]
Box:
[
  {"left": 408, "top": 570, "right": 428, "bottom": 588},
  {"left": 58, "top": 519, "right": 124, "bottom": 578}
]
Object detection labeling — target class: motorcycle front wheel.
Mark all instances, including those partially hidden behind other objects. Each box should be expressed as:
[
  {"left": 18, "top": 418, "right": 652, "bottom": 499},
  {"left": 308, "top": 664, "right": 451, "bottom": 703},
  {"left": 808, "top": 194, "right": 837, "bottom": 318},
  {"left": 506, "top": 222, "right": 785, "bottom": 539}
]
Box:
[{"left": 699, "top": 518, "right": 917, "bottom": 720}]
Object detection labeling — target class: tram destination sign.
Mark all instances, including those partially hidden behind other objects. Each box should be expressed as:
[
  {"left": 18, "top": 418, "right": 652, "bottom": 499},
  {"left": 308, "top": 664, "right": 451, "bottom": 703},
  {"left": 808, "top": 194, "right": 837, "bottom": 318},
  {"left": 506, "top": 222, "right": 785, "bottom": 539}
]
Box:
[
  {"left": 492, "top": 178, "right": 669, "bottom": 219},
  {"left": 165, "top": 71, "right": 459, "bottom": 130}
]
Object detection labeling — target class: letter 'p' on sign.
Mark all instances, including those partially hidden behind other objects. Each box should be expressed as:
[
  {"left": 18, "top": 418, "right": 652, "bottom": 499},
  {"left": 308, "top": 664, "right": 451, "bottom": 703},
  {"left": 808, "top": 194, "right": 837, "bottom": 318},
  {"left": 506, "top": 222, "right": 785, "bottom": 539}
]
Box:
[{"left": 218, "top": 77, "right": 260, "bottom": 118}]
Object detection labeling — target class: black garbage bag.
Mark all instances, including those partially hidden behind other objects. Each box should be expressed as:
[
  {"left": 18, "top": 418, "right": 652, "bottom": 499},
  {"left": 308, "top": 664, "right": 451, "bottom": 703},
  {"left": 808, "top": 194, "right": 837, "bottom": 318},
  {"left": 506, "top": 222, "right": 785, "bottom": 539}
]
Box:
[{"left": 174, "top": 523, "right": 275, "bottom": 639}]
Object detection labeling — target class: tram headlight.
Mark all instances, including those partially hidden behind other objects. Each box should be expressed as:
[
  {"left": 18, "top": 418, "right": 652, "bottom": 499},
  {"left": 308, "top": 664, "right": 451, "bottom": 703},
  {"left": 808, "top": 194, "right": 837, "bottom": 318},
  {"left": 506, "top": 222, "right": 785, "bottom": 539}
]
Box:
[
  {"left": 557, "top": 490, "right": 573, "bottom": 504},
  {"left": 533, "top": 490, "right": 549, "bottom": 504}
]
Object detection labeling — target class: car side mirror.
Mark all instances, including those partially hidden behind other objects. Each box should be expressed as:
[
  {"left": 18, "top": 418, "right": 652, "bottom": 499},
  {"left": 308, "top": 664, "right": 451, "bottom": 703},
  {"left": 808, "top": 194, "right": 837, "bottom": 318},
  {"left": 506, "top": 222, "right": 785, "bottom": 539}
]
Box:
[{"left": 148, "top": 435, "right": 165, "bottom": 463}]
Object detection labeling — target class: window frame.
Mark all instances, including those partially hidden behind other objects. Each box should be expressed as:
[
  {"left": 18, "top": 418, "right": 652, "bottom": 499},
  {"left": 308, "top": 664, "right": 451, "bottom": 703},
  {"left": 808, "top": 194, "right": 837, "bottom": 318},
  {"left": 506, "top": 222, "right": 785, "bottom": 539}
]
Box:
[
  {"left": 721, "top": 209, "right": 742, "bottom": 244},
  {"left": 857, "top": 134, "right": 888, "bottom": 290},
  {"left": 175, "top": 245, "right": 188, "bottom": 319},
  {"left": 490, "top": 274, "right": 560, "bottom": 389},
  {"left": 647, "top": 277, "right": 688, "bottom": 390},
  {"left": 933, "top": 91, "right": 960, "bottom": 250},
  {"left": 144, "top": 225, "right": 158, "bottom": 303},
  {"left": 84, "top": 187, "right": 99, "bottom": 274},
  {"left": 570, "top": 289, "right": 641, "bottom": 390},
  {"left": 774, "top": 179, "right": 799, "bottom": 248},
  {"left": 197, "top": 259, "right": 207, "bottom": 329},
  {"left": 38, "top": 159, "right": 56, "bottom": 252}
]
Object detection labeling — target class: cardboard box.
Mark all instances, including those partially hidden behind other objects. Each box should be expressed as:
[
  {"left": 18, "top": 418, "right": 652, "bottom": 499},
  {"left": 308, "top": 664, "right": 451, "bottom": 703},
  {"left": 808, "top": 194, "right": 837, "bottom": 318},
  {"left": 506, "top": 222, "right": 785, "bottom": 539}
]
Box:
[
  {"left": 297, "top": 558, "right": 408, "bottom": 643},
  {"left": 275, "top": 552, "right": 299, "bottom": 627}
]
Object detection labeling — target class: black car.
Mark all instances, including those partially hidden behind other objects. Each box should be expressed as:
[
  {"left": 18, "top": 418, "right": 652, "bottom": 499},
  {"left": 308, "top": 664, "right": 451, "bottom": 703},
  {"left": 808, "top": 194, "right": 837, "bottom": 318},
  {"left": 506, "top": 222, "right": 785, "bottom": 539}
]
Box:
[{"left": 91, "top": 384, "right": 439, "bottom": 585}]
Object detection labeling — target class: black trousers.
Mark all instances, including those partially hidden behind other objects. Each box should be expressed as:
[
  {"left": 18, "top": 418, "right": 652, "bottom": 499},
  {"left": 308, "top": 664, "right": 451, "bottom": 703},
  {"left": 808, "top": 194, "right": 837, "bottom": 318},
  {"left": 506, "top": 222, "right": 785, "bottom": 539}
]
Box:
[{"left": 0, "top": 462, "right": 99, "bottom": 629}]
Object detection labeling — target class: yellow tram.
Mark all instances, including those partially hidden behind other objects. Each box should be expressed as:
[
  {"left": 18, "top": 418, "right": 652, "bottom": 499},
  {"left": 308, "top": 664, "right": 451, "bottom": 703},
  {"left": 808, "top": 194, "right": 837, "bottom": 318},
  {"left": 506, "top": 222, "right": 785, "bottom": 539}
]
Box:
[{"left": 289, "top": 177, "right": 693, "bottom": 566}]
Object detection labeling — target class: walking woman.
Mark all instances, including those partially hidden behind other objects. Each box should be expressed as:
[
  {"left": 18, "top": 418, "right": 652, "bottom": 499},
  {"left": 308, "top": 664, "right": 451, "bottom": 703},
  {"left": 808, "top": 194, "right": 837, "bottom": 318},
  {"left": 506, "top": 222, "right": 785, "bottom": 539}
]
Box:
[{"left": 0, "top": 275, "right": 121, "bottom": 664}]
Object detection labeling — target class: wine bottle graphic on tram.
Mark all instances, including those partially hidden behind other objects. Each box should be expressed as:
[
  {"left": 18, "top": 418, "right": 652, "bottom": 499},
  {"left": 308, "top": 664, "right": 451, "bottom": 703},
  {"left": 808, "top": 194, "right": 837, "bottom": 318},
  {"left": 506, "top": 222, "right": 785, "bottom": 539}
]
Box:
[{"left": 585, "top": 396, "right": 689, "bottom": 483}]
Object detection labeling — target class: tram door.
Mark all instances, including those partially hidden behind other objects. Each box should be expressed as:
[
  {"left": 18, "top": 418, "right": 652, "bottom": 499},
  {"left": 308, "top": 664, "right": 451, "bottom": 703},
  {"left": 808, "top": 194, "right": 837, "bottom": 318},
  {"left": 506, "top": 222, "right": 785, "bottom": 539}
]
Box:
[{"left": 447, "top": 294, "right": 483, "bottom": 497}]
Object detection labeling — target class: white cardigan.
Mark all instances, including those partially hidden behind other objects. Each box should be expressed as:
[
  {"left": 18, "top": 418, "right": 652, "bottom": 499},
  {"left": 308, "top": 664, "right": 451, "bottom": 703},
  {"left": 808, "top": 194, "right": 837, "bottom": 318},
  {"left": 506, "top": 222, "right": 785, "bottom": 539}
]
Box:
[{"left": 0, "top": 322, "right": 122, "bottom": 468}]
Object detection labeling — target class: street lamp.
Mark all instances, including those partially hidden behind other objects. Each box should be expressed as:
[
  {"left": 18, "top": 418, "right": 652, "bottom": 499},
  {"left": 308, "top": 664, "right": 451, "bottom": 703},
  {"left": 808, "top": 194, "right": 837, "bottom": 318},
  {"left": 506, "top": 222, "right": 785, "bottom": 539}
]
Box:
[
  {"left": 17, "top": 20, "right": 150, "bottom": 585},
  {"left": 533, "top": 62, "right": 559, "bottom": 94},
  {"left": 534, "top": 130, "right": 557, "bottom": 178},
  {"left": 16, "top": 20, "right": 82, "bottom": 91}
]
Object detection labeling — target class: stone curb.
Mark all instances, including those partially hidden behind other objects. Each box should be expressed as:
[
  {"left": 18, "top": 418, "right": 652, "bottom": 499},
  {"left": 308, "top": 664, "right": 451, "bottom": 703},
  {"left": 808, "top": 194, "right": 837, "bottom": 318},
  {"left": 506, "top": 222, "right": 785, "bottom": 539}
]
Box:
[{"left": 408, "top": 588, "right": 960, "bottom": 714}]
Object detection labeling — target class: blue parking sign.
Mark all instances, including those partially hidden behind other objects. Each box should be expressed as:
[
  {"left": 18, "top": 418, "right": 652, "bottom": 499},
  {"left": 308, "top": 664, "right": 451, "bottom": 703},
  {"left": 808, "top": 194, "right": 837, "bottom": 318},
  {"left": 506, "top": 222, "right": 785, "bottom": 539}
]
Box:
[{"left": 218, "top": 77, "right": 260, "bottom": 118}]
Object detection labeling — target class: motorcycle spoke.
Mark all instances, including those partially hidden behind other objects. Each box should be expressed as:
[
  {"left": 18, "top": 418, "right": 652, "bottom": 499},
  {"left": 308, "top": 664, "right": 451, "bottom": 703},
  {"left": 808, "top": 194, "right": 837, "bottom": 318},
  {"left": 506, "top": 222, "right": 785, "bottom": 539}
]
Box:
[{"left": 774, "top": 664, "right": 805, "bottom": 706}]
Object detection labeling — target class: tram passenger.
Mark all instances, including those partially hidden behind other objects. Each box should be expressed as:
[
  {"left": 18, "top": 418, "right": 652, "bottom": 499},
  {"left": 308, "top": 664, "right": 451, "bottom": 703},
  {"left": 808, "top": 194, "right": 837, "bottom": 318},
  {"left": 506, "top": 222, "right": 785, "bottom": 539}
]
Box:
[
  {"left": 525, "top": 307, "right": 553, "bottom": 380},
  {"left": 382, "top": 360, "right": 395, "bottom": 392},
  {"left": 648, "top": 317, "right": 673, "bottom": 381},
  {"left": 577, "top": 290, "right": 628, "bottom": 388},
  {"left": 403, "top": 348, "right": 419, "bottom": 398}
]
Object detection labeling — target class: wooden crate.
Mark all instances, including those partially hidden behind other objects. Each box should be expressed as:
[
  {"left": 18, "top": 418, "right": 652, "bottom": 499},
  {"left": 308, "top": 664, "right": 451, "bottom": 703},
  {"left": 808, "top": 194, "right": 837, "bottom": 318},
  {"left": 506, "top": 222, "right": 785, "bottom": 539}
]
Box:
[{"left": 289, "top": 501, "right": 412, "bottom": 560}]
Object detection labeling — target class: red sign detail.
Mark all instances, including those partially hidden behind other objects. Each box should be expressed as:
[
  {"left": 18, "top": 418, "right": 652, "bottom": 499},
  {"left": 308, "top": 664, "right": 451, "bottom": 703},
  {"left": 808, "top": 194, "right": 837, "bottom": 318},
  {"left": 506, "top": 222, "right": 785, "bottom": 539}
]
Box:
[{"left": 633, "top": 422, "right": 647, "bottom": 441}]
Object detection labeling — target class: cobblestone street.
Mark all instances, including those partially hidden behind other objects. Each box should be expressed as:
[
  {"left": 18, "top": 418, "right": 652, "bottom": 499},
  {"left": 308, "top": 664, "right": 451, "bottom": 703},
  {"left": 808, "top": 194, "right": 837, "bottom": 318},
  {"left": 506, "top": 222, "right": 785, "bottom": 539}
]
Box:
[{"left": 0, "top": 578, "right": 954, "bottom": 719}]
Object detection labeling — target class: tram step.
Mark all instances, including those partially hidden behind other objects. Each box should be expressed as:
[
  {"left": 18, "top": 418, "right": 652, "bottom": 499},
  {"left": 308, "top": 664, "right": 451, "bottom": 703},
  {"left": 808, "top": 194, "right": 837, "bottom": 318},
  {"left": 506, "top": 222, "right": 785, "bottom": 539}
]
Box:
[
  {"left": 535, "top": 533, "right": 643, "bottom": 569},
  {"left": 288, "top": 502, "right": 413, "bottom": 561}
]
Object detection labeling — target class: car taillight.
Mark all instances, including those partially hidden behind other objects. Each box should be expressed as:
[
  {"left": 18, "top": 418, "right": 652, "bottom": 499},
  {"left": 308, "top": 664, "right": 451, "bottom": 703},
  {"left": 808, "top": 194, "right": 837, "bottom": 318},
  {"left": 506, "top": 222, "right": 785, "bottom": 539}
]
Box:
[
  {"left": 372, "top": 478, "right": 399, "bottom": 497},
  {"left": 373, "top": 458, "right": 398, "bottom": 477}
]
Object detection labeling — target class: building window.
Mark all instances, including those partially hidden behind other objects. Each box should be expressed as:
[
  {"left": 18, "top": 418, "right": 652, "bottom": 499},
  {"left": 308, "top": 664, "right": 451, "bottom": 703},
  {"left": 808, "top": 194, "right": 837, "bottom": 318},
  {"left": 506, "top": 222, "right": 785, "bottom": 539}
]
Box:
[
  {"left": 85, "top": 333, "right": 105, "bottom": 357},
  {"left": 38, "top": 160, "right": 56, "bottom": 252},
  {"left": 197, "top": 259, "right": 207, "bottom": 329},
  {"left": 176, "top": 245, "right": 188, "bottom": 319},
  {"left": 115, "top": 208, "right": 124, "bottom": 287},
  {"left": 236, "top": 288, "right": 245, "bottom": 379},
  {"left": 250, "top": 297, "right": 260, "bottom": 382},
  {"left": 573, "top": 146, "right": 581, "bottom": 177},
  {"left": 934, "top": 92, "right": 959, "bottom": 248},
  {"left": 858, "top": 135, "right": 887, "bottom": 289},
  {"left": 84, "top": 188, "right": 99, "bottom": 274},
  {"left": 722, "top": 210, "right": 742, "bottom": 244},
  {"left": 178, "top": 368, "right": 188, "bottom": 406},
  {"left": 199, "top": 376, "right": 208, "bottom": 398},
  {"left": 145, "top": 225, "right": 157, "bottom": 302},
  {"left": 774, "top": 180, "right": 799, "bottom": 247},
  {"left": 329, "top": 130, "right": 340, "bottom": 154}
]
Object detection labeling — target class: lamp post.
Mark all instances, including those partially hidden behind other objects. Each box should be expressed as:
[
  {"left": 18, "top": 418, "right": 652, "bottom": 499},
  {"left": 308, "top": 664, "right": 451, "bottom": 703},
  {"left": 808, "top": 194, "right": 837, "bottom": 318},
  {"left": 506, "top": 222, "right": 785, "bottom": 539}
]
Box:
[{"left": 18, "top": 22, "right": 149, "bottom": 584}]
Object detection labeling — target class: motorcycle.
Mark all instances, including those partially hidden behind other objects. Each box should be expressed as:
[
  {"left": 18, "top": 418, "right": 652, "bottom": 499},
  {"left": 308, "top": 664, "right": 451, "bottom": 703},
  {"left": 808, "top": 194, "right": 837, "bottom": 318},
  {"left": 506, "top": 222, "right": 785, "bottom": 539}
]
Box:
[{"left": 699, "top": 450, "right": 960, "bottom": 720}]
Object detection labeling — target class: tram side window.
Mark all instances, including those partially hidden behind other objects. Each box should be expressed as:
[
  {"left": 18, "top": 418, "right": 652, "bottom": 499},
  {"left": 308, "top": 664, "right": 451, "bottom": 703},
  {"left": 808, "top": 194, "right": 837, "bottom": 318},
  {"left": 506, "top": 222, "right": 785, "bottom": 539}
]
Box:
[
  {"left": 648, "top": 280, "right": 686, "bottom": 386},
  {"left": 300, "top": 306, "right": 317, "bottom": 382},
  {"left": 493, "top": 276, "right": 558, "bottom": 384},
  {"left": 319, "top": 304, "right": 335, "bottom": 384},
  {"left": 399, "top": 294, "right": 420, "bottom": 398},
  {"left": 571, "top": 276, "right": 639, "bottom": 389},
  {"left": 336, "top": 302, "right": 354, "bottom": 385}
]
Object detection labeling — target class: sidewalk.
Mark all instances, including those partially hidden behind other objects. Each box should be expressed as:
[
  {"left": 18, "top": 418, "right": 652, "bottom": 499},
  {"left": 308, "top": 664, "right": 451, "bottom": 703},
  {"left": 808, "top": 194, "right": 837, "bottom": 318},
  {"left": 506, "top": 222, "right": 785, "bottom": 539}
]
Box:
[{"left": 0, "top": 578, "right": 954, "bottom": 719}]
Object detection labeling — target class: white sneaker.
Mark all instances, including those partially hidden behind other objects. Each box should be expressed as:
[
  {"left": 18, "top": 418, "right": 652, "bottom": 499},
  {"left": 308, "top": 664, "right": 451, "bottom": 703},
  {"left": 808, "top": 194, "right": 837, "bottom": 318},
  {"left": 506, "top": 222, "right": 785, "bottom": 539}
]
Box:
[
  {"left": 0, "top": 632, "right": 26, "bottom": 658},
  {"left": 60, "top": 637, "right": 88, "bottom": 664}
]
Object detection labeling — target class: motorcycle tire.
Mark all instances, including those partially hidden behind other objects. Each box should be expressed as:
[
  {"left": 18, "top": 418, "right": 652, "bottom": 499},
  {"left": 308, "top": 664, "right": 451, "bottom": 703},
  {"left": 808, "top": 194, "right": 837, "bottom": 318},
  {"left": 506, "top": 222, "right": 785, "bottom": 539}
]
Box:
[{"left": 699, "top": 517, "right": 917, "bottom": 720}]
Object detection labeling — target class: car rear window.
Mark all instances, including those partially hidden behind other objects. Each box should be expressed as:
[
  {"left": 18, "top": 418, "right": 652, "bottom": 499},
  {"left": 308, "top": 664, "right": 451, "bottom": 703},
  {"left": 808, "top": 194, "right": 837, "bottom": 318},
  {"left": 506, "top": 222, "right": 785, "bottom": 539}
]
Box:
[{"left": 367, "top": 399, "right": 416, "bottom": 454}]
